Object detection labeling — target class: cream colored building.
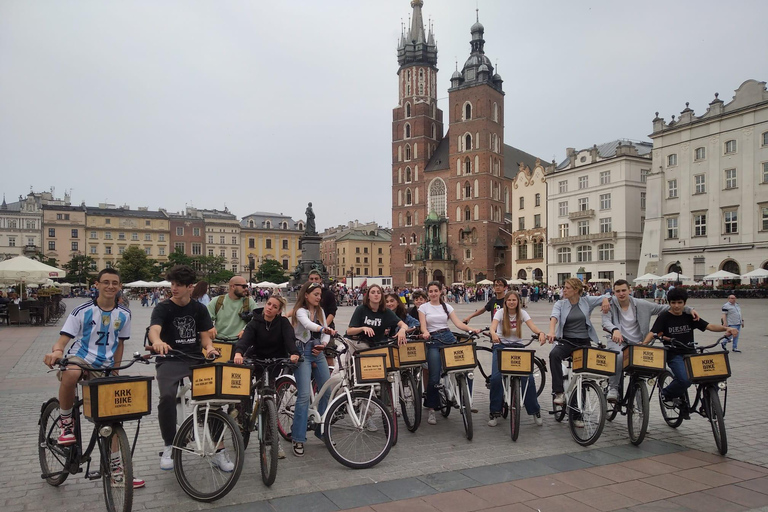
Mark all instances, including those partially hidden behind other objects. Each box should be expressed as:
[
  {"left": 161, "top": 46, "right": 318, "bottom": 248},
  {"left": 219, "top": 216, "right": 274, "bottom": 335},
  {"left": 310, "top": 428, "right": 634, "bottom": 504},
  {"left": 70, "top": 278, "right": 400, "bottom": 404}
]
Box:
[
  {"left": 191, "top": 208, "right": 241, "bottom": 275},
  {"left": 547, "top": 140, "right": 651, "bottom": 285},
  {"left": 334, "top": 226, "right": 391, "bottom": 282},
  {"left": 85, "top": 205, "right": 170, "bottom": 270},
  {"left": 42, "top": 204, "right": 87, "bottom": 268},
  {"left": 0, "top": 194, "right": 44, "bottom": 261},
  {"left": 508, "top": 161, "right": 547, "bottom": 282},
  {"left": 240, "top": 212, "right": 304, "bottom": 280},
  {"left": 639, "top": 80, "right": 768, "bottom": 278}
]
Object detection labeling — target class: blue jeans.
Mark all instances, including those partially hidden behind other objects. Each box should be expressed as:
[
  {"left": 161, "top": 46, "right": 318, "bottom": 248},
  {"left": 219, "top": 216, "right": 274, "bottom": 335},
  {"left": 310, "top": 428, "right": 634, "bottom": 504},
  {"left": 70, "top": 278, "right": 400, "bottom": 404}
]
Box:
[
  {"left": 728, "top": 325, "right": 741, "bottom": 350},
  {"left": 490, "top": 344, "right": 540, "bottom": 415},
  {"left": 663, "top": 354, "right": 691, "bottom": 400},
  {"left": 291, "top": 346, "right": 331, "bottom": 443},
  {"left": 425, "top": 330, "right": 456, "bottom": 409}
]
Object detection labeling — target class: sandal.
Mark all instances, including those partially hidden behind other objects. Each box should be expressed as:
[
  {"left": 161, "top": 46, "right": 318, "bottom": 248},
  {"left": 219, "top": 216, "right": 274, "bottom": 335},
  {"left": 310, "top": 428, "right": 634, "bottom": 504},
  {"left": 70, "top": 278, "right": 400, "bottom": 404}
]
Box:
[{"left": 292, "top": 442, "right": 304, "bottom": 457}]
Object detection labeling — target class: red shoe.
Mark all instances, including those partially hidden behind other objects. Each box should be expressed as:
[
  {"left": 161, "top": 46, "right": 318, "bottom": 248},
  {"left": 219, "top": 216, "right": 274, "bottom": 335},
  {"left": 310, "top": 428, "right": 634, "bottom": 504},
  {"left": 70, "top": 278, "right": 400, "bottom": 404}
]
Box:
[
  {"left": 133, "top": 477, "right": 145, "bottom": 489},
  {"left": 57, "top": 418, "right": 76, "bottom": 446}
]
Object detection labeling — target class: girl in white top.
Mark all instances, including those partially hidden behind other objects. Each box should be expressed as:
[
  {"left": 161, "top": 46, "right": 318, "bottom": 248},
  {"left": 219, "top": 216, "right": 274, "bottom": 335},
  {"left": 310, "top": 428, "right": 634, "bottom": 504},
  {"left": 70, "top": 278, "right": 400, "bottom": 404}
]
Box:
[
  {"left": 488, "top": 291, "right": 546, "bottom": 427},
  {"left": 418, "top": 281, "right": 477, "bottom": 426}
]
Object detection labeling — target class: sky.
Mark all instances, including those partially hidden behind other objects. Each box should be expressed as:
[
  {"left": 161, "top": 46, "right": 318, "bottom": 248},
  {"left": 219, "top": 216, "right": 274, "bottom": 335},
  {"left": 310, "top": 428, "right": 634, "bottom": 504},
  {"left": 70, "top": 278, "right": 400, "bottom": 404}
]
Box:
[{"left": 2, "top": 0, "right": 767, "bottom": 232}]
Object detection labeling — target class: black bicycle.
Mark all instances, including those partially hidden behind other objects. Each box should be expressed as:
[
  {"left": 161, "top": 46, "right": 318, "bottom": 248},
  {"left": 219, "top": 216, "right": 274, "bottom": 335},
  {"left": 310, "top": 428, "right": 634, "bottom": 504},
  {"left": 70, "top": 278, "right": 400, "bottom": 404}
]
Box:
[
  {"left": 655, "top": 334, "right": 732, "bottom": 455},
  {"left": 38, "top": 353, "right": 153, "bottom": 512}
]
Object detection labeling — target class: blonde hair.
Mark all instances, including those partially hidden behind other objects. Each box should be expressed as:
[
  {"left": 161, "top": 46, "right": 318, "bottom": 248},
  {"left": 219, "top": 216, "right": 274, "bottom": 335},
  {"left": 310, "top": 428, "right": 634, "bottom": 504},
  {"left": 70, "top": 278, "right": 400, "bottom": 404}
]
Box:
[
  {"left": 565, "top": 277, "right": 584, "bottom": 295},
  {"left": 268, "top": 295, "right": 287, "bottom": 312},
  {"left": 501, "top": 291, "right": 523, "bottom": 339}
]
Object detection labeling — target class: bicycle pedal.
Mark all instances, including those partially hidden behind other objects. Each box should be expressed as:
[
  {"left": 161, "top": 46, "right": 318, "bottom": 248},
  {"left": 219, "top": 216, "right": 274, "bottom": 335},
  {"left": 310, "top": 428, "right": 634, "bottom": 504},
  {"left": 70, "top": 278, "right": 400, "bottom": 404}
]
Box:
[{"left": 86, "top": 470, "right": 102, "bottom": 480}]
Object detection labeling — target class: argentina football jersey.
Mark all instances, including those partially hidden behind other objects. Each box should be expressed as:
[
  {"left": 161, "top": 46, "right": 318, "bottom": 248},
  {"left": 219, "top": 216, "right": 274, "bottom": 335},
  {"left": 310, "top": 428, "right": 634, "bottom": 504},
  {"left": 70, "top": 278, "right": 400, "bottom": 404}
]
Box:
[{"left": 61, "top": 301, "right": 132, "bottom": 368}]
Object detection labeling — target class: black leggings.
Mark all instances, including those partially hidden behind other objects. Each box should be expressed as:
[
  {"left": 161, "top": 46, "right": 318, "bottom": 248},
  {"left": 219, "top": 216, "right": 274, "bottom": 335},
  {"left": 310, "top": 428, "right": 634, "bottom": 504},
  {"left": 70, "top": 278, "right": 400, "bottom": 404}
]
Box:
[{"left": 549, "top": 338, "right": 591, "bottom": 394}]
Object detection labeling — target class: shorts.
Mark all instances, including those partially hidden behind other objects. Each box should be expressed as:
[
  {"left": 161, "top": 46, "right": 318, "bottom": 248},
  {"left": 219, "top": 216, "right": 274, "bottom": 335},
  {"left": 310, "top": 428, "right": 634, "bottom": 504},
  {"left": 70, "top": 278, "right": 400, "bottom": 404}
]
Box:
[{"left": 57, "top": 355, "right": 106, "bottom": 381}]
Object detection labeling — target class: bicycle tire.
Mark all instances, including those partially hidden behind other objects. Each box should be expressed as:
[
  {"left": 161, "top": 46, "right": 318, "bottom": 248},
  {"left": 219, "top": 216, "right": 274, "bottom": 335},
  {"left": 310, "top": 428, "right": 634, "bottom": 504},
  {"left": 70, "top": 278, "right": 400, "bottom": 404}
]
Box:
[
  {"left": 657, "top": 371, "right": 684, "bottom": 428},
  {"left": 259, "top": 398, "right": 279, "bottom": 486},
  {"left": 173, "top": 408, "right": 244, "bottom": 502},
  {"left": 324, "top": 392, "right": 393, "bottom": 469},
  {"left": 606, "top": 382, "right": 620, "bottom": 422},
  {"left": 101, "top": 425, "right": 133, "bottom": 512},
  {"left": 236, "top": 396, "right": 253, "bottom": 450},
  {"left": 705, "top": 385, "right": 728, "bottom": 455},
  {"left": 627, "top": 380, "right": 650, "bottom": 446},
  {"left": 384, "top": 381, "right": 398, "bottom": 446},
  {"left": 501, "top": 401, "right": 509, "bottom": 419},
  {"left": 275, "top": 377, "right": 297, "bottom": 441},
  {"left": 399, "top": 370, "right": 421, "bottom": 432},
  {"left": 38, "top": 399, "right": 70, "bottom": 486},
  {"left": 533, "top": 357, "right": 546, "bottom": 397},
  {"left": 458, "top": 374, "right": 473, "bottom": 441},
  {"left": 509, "top": 378, "right": 521, "bottom": 442},
  {"left": 439, "top": 385, "right": 451, "bottom": 418},
  {"left": 568, "top": 380, "right": 606, "bottom": 446},
  {"left": 553, "top": 395, "right": 566, "bottom": 422}
]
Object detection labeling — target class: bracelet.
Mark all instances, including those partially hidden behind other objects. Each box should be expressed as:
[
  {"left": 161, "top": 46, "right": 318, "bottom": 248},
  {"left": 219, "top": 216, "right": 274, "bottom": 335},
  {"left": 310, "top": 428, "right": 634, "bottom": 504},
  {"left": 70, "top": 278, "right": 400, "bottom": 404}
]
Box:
[{"left": 52, "top": 348, "right": 63, "bottom": 353}]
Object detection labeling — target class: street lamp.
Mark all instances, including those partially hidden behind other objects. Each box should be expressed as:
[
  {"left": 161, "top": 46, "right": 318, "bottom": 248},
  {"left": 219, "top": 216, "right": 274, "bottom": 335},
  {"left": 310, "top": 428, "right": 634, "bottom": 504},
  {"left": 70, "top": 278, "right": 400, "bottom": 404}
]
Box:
[
  {"left": 526, "top": 265, "right": 533, "bottom": 282},
  {"left": 673, "top": 260, "right": 681, "bottom": 286},
  {"left": 248, "top": 256, "right": 255, "bottom": 286}
]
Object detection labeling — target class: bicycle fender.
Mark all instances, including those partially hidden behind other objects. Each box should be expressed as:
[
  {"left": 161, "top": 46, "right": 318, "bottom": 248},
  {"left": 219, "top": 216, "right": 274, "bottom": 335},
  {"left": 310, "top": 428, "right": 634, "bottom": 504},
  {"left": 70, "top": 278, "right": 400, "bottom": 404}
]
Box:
[{"left": 39, "top": 397, "right": 59, "bottom": 425}]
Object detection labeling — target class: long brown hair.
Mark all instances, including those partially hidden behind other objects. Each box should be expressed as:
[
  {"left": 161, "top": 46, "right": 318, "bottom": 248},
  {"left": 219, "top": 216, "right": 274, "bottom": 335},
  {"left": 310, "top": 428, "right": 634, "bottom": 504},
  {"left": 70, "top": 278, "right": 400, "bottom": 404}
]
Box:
[
  {"left": 501, "top": 290, "right": 523, "bottom": 339},
  {"left": 191, "top": 281, "right": 209, "bottom": 300},
  {"left": 427, "top": 281, "right": 450, "bottom": 318},
  {"left": 363, "top": 284, "right": 386, "bottom": 312},
  {"left": 384, "top": 292, "right": 407, "bottom": 319},
  {"left": 291, "top": 281, "right": 325, "bottom": 328}
]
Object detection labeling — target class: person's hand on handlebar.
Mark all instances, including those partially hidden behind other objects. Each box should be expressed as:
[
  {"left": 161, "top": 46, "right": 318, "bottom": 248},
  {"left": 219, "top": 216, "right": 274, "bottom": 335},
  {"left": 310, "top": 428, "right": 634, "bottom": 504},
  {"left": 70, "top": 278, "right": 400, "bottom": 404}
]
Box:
[
  {"left": 233, "top": 353, "right": 244, "bottom": 364},
  {"left": 152, "top": 341, "right": 172, "bottom": 355},
  {"left": 204, "top": 345, "right": 220, "bottom": 359},
  {"left": 44, "top": 349, "right": 65, "bottom": 369},
  {"left": 322, "top": 326, "right": 337, "bottom": 337},
  {"left": 289, "top": 354, "right": 300, "bottom": 364},
  {"left": 546, "top": 331, "right": 556, "bottom": 344},
  {"left": 537, "top": 332, "right": 547, "bottom": 346},
  {"left": 396, "top": 329, "right": 407, "bottom": 346},
  {"left": 360, "top": 327, "right": 375, "bottom": 338},
  {"left": 611, "top": 329, "right": 624, "bottom": 344},
  {"left": 490, "top": 332, "right": 500, "bottom": 344}
]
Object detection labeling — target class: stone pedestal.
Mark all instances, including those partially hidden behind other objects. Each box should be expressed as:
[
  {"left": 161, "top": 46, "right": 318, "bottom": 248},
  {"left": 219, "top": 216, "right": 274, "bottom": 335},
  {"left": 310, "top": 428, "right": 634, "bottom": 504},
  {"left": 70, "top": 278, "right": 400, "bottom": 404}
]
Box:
[{"left": 292, "top": 234, "right": 327, "bottom": 284}]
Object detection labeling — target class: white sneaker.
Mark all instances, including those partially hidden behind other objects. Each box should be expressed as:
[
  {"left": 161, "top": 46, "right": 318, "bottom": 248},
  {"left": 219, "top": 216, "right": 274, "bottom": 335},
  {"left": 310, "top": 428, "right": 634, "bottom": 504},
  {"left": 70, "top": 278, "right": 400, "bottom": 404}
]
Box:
[
  {"left": 553, "top": 393, "right": 566, "bottom": 405},
  {"left": 607, "top": 388, "right": 619, "bottom": 402},
  {"left": 533, "top": 411, "right": 543, "bottom": 426},
  {"left": 160, "top": 446, "right": 173, "bottom": 470},
  {"left": 487, "top": 415, "right": 499, "bottom": 427},
  {"left": 427, "top": 410, "right": 437, "bottom": 425},
  {"left": 211, "top": 449, "right": 235, "bottom": 472},
  {"left": 278, "top": 442, "right": 286, "bottom": 459},
  {"left": 572, "top": 419, "right": 585, "bottom": 428},
  {"left": 365, "top": 417, "right": 379, "bottom": 432}
]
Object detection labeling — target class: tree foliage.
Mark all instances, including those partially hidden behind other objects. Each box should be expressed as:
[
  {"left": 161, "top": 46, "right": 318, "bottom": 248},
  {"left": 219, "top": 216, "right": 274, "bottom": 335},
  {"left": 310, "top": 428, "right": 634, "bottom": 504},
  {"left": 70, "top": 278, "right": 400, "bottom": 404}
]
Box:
[
  {"left": 256, "top": 259, "right": 287, "bottom": 283},
  {"left": 63, "top": 254, "right": 96, "bottom": 285},
  {"left": 117, "top": 246, "right": 157, "bottom": 283}
]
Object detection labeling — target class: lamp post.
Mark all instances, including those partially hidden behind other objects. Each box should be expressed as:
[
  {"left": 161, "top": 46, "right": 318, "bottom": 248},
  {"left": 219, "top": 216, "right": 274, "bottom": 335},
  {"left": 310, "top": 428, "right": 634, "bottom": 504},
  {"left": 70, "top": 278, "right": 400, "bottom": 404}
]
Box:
[
  {"left": 526, "top": 265, "right": 533, "bottom": 283},
  {"left": 248, "top": 256, "right": 255, "bottom": 286},
  {"left": 673, "top": 260, "right": 681, "bottom": 286}
]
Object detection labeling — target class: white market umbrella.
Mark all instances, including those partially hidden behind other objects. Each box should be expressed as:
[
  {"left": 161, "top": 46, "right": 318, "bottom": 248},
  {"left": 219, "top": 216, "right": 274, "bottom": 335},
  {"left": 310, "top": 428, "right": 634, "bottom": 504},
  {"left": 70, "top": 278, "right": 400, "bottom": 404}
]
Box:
[
  {"left": 126, "top": 280, "right": 151, "bottom": 288},
  {"left": 476, "top": 279, "right": 494, "bottom": 285},
  {"left": 256, "top": 281, "right": 277, "bottom": 288},
  {"left": 658, "top": 272, "right": 693, "bottom": 282},
  {"left": 633, "top": 273, "right": 660, "bottom": 283},
  {"left": 0, "top": 255, "right": 67, "bottom": 284},
  {"left": 507, "top": 279, "right": 523, "bottom": 285},
  {"left": 741, "top": 268, "right": 768, "bottom": 279},
  {"left": 703, "top": 270, "right": 741, "bottom": 281},
  {"left": 156, "top": 280, "right": 171, "bottom": 287},
  {"left": 588, "top": 278, "right": 612, "bottom": 283},
  {"left": 276, "top": 282, "right": 289, "bottom": 288}
]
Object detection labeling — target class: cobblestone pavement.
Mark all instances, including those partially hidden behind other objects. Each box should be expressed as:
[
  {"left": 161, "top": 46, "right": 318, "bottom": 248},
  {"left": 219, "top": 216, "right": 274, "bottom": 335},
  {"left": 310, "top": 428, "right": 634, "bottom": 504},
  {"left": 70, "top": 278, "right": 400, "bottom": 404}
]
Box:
[{"left": 1, "top": 296, "right": 765, "bottom": 511}]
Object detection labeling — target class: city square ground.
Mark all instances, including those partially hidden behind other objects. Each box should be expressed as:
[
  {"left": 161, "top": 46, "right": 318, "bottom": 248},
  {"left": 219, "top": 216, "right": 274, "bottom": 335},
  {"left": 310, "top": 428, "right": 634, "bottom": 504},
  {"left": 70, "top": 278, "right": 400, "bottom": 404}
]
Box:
[{"left": 1, "top": 296, "right": 766, "bottom": 512}]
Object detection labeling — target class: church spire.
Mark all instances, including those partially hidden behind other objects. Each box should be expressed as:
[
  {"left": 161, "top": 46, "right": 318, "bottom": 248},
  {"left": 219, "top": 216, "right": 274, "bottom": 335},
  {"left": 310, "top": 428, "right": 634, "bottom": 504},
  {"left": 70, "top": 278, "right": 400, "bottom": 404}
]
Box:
[{"left": 397, "top": 0, "right": 437, "bottom": 68}]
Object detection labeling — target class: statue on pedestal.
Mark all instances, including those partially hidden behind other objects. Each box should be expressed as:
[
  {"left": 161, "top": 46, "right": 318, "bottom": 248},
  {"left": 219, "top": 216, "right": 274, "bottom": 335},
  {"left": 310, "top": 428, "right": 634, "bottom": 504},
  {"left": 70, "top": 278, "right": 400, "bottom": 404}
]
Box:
[{"left": 305, "top": 202, "right": 317, "bottom": 236}]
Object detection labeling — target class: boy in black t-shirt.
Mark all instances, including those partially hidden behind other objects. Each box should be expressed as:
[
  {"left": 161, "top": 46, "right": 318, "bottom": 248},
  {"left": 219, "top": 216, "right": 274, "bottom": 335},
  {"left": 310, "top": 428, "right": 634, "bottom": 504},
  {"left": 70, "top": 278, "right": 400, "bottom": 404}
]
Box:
[
  {"left": 642, "top": 288, "right": 737, "bottom": 413},
  {"left": 147, "top": 265, "right": 219, "bottom": 471},
  {"left": 463, "top": 278, "right": 507, "bottom": 325},
  {"left": 407, "top": 290, "right": 427, "bottom": 321}
]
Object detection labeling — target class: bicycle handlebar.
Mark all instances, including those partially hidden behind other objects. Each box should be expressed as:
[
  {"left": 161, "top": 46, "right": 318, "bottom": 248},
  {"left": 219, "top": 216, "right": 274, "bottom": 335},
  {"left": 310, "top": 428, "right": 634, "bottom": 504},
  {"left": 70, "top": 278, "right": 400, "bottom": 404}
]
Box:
[
  {"left": 650, "top": 334, "right": 730, "bottom": 352},
  {"left": 55, "top": 351, "right": 151, "bottom": 373},
  {"left": 553, "top": 336, "right": 606, "bottom": 349}
]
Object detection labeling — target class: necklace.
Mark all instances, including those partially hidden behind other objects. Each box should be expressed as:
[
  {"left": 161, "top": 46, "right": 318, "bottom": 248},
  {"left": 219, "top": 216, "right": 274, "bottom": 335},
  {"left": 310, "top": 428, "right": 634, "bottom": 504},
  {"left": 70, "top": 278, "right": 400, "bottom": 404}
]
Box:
[{"left": 265, "top": 318, "right": 275, "bottom": 331}]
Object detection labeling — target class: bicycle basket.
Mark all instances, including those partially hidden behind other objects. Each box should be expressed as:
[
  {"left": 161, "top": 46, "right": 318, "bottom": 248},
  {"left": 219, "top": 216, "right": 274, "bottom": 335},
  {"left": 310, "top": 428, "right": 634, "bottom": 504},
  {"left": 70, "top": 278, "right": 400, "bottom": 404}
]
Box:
[
  {"left": 572, "top": 347, "right": 617, "bottom": 376},
  {"left": 496, "top": 348, "right": 535, "bottom": 376},
  {"left": 203, "top": 340, "right": 236, "bottom": 362},
  {"left": 684, "top": 352, "right": 731, "bottom": 383},
  {"left": 190, "top": 363, "right": 252, "bottom": 400},
  {"left": 353, "top": 353, "right": 388, "bottom": 384},
  {"left": 440, "top": 342, "right": 476, "bottom": 372},
  {"left": 356, "top": 345, "right": 400, "bottom": 372},
  {"left": 622, "top": 345, "right": 666, "bottom": 376},
  {"left": 397, "top": 340, "right": 427, "bottom": 366},
  {"left": 81, "top": 375, "right": 154, "bottom": 423}
]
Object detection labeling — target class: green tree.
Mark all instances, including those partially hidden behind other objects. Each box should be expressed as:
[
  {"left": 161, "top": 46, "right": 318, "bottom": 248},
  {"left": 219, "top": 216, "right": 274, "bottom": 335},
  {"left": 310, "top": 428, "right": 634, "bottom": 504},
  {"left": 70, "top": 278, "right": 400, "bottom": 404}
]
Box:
[
  {"left": 63, "top": 254, "right": 96, "bottom": 285},
  {"left": 31, "top": 251, "right": 59, "bottom": 268},
  {"left": 256, "top": 259, "right": 287, "bottom": 283},
  {"left": 197, "top": 255, "right": 234, "bottom": 285},
  {"left": 118, "top": 246, "right": 155, "bottom": 283}
]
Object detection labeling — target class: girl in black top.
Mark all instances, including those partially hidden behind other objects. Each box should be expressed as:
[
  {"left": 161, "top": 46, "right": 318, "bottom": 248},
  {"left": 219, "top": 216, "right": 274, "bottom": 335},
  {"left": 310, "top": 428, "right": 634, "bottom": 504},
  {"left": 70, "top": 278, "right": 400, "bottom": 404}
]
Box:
[{"left": 234, "top": 296, "right": 300, "bottom": 364}]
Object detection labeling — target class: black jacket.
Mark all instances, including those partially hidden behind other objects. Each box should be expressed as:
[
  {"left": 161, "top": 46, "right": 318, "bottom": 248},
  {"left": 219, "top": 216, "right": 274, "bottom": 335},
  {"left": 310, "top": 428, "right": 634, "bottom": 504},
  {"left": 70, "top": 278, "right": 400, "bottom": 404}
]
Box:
[{"left": 234, "top": 313, "right": 299, "bottom": 359}]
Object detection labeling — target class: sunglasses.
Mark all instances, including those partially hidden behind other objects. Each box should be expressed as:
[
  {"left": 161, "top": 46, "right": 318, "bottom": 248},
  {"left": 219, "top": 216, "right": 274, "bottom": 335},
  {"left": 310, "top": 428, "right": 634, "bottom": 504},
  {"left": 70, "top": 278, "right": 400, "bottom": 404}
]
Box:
[
  {"left": 307, "top": 282, "right": 322, "bottom": 290},
  {"left": 233, "top": 284, "right": 248, "bottom": 288}
]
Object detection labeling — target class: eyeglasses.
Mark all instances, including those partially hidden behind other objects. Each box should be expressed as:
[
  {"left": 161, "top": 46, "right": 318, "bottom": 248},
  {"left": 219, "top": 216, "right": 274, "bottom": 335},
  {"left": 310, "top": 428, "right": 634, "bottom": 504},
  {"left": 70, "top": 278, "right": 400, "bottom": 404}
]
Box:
[{"left": 233, "top": 284, "right": 248, "bottom": 288}]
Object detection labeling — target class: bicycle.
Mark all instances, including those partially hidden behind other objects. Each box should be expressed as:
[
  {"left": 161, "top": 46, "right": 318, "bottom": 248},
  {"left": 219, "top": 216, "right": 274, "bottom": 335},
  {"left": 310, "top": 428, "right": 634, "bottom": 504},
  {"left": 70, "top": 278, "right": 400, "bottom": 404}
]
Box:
[
  {"left": 654, "top": 334, "right": 732, "bottom": 455},
  {"left": 476, "top": 334, "right": 541, "bottom": 441},
  {"left": 550, "top": 337, "right": 615, "bottom": 446},
  {"left": 209, "top": 335, "right": 239, "bottom": 362},
  {"left": 275, "top": 334, "right": 394, "bottom": 469},
  {"left": 151, "top": 349, "right": 247, "bottom": 502},
  {"left": 38, "top": 353, "right": 153, "bottom": 512},
  {"left": 476, "top": 335, "right": 548, "bottom": 407},
  {"left": 396, "top": 335, "right": 428, "bottom": 433},
  {"left": 238, "top": 355, "right": 299, "bottom": 486}
]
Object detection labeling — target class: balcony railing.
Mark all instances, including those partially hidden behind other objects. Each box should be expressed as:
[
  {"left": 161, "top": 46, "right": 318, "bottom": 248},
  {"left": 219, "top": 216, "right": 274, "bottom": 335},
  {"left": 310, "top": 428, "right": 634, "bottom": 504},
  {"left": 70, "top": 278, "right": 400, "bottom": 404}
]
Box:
[
  {"left": 568, "top": 209, "right": 595, "bottom": 220},
  {"left": 549, "top": 231, "right": 617, "bottom": 245},
  {"left": 414, "top": 242, "right": 454, "bottom": 262}
]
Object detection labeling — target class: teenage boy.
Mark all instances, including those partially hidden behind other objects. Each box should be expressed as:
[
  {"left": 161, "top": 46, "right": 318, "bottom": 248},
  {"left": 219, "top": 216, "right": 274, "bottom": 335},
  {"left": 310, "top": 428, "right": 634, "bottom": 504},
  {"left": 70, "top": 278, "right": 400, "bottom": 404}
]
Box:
[
  {"left": 43, "top": 268, "right": 145, "bottom": 489},
  {"left": 463, "top": 278, "right": 507, "bottom": 325},
  {"left": 642, "top": 287, "right": 737, "bottom": 416},
  {"left": 602, "top": 280, "right": 696, "bottom": 402},
  {"left": 407, "top": 290, "right": 427, "bottom": 321},
  {"left": 148, "top": 265, "right": 221, "bottom": 471}
]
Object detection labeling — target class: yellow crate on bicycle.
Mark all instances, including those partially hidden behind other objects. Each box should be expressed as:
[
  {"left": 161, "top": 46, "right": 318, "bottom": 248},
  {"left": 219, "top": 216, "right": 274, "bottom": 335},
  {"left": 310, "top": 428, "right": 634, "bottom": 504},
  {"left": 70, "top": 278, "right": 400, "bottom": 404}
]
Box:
[
  {"left": 622, "top": 344, "right": 666, "bottom": 375},
  {"left": 191, "top": 363, "right": 252, "bottom": 400},
  {"left": 202, "top": 340, "right": 236, "bottom": 362},
  {"left": 398, "top": 340, "right": 427, "bottom": 366},
  {"left": 572, "top": 347, "right": 617, "bottom": 376},
  {"left": 81, "top": 375, "right": 154, "bottom": 423},
  {"left": 684, "top": 352, "right": 731, "bottom": 383},
  {"left": 357, "top": 345, "right": 400, "bottom": 372},
  {"left": 353, "top": 353, "right": 388, "bottom": 384},
  {"left": 496, "top": 348, "right": 535, "bottom": 376},
  {"left": 440, "top": 342, "right": 476, "bottom": 371}
]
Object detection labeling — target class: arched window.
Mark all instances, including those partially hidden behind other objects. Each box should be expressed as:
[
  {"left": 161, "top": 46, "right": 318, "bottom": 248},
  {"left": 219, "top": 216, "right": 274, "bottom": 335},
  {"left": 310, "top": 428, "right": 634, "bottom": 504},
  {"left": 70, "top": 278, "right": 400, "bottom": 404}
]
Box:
[
  {"left": 297, "top": 222, "right": 304, "bottom": 231},
  {"left": 265, "top": 220, "right": 271, "bottom": 229},
  {"left": 557, "top": 247, "right": 571, "bottom": 263},
  {"left": 598, "top": 243, "right": 614, "bottom": 261},
  {"left": 405, "top": 212, "right": 412, "bottom": 226},
  {"left": 456, "top": 206, "right": 462, "bottom": 222},
  {"left": 465, "top": 134, "right": 472, "bottom": 151},
  {"left": 404, "top": 123, "right": 411, "bottom": 139},
  {"left": 431, "top": 123, "right": 436, "bottom": 139},
  {"left": 464, "top": 207, "right": 471, "bottom": 221},
  {"left": 410, "top": 233, "right": 417, "bottom": 243},
  {"left": 248, "top": 220, "right": 254, "bottom": 228},
  {"left": 474, "top": 204, "right": 479, "bottom": 220},
  {"left": 398, "top": 213, "right": 403, "bottom": 227},
  {"left": 428, "top": 178, "right": 447, "bottom": 217},
  {"left": 418, "top": 69, "right": 425, "bottom": 95},
  {"left": 432, "top": 103, "right": 436, "bottom": 118},
  {"left": 465, "top": 249, "right": 471, "bottom": 259},
  {"left": 464, "top": 181, "right": 471, "bottom": 199},
  {"left": 722, "top": 260, "right": 740, "bottom": 275},
  {"left": 577, "top": 245, "right": 592, "bottom": 262},
  {"left": 405, "top": 188, "right": 412, "bottom": 206},
  {"left": 493, "top": 102, "right": 498, "bottom": 122},
  {"left": 405, "top": 166, "right": 412, "bottom": 182},
  {"left": 405, "top": 144, "right": 411, "bottom": 161},
  {"left": 464, "top": 102, "right": 472, "bottom": 120},
  {"left": 282, "top": 221, "right": 288, "bottom": 229},
  {"left": 466, "top": 268, "right": 473, "bottom": 281},
  {"left": 405, "top": 102, "right": 411, "bottom": 117},
  {"left": 405, "top": 249, "right": 412, "bottom": 263},
  {"left": 399, "top": 235, "right": 406, "bottom": 244},
  {"left": 517, "top": 269, "right": 527, "bottom": 279},
  {"left": 464, "top": 157, "right": 471, "bottom": 174}
]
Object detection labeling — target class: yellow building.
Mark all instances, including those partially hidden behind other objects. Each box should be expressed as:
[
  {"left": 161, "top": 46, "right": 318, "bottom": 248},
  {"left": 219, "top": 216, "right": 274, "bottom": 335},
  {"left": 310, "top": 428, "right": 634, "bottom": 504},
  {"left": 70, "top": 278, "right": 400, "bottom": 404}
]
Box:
[
  {"left": 85, "top": 205, "right": 170, "bottom": 270},
  {"left": 42, "top": 204, "right": 87, "bottom": 268},
  {"left": 240, "top": 212, "right": 304, "bottom": 280},
  {"left": 333, "top": 226, "right": 391, "bottom": 281}
]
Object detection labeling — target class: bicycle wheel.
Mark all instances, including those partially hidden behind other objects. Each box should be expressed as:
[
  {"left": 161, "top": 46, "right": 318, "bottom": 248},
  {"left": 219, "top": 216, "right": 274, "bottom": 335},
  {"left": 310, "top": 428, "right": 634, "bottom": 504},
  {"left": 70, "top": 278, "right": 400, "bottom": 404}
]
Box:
[
  {"left": 259, "top": 398, "right": 279, "bottom": 486},
  {"left": 173, "top": 408, "right": 245, "bottom": 502},
  {"left": 553, "top": 394, "right": 566, "bottom": 422},
  {"left": 657, "top": 371, "right": 684, "bottom": 428},
  {"left": 568, "top": 380, "right": 606, "bottom": 446},
  {"left": 533, "top": 357, "right": 546, "bottom": 397},
  {"left": 627, "top": 380, "right": 650, "bottom": 446},
  {"left": 439, "top": 385, "right": 451, "bottom": 418},
  {"left": 399, "top": 370, "right": 421, "bottom": 432},
  {"left": 324, "top": 392, "right": 393, "bottom": 469},
  {"left": 235, "top": 396, "right": 253, "bottom": 450},
  {"left": 606, "top": 382, "right": 620, "bottom": 422},
  {"left": 509, "top": 378, "right": 521, "bottom": 442},
  {"left": 383, "top": 381, "right": 398, "bottom": 447},
  {"left": 101, "top": 425, "right": 133, "bottom": 512},
  {"left": 458, "top": 374, "right": 473, "bottom": 441},
  {"left": 705, "top": 385, "right": 728, "bottom": 455},
  {"left": 275, "top": 377, "right": 297, "bottom": 441},
  {"left": 38, "top": 399, "right": 70, "bottom": 487}
]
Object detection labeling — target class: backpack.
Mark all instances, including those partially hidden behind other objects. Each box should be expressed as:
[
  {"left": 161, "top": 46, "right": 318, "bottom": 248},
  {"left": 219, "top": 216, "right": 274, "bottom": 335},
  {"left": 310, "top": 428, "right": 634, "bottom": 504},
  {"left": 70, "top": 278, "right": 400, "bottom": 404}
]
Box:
[{"left": 214, "top": 295, "right": 250, "bottom": 316}]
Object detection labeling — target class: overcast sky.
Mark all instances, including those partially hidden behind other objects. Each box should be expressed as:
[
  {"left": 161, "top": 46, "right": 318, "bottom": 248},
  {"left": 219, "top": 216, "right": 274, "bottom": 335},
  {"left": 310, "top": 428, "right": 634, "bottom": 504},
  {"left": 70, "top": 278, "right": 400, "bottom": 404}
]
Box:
[{"left": 2, "top": 0, "right": 766, "bottom": 231}]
